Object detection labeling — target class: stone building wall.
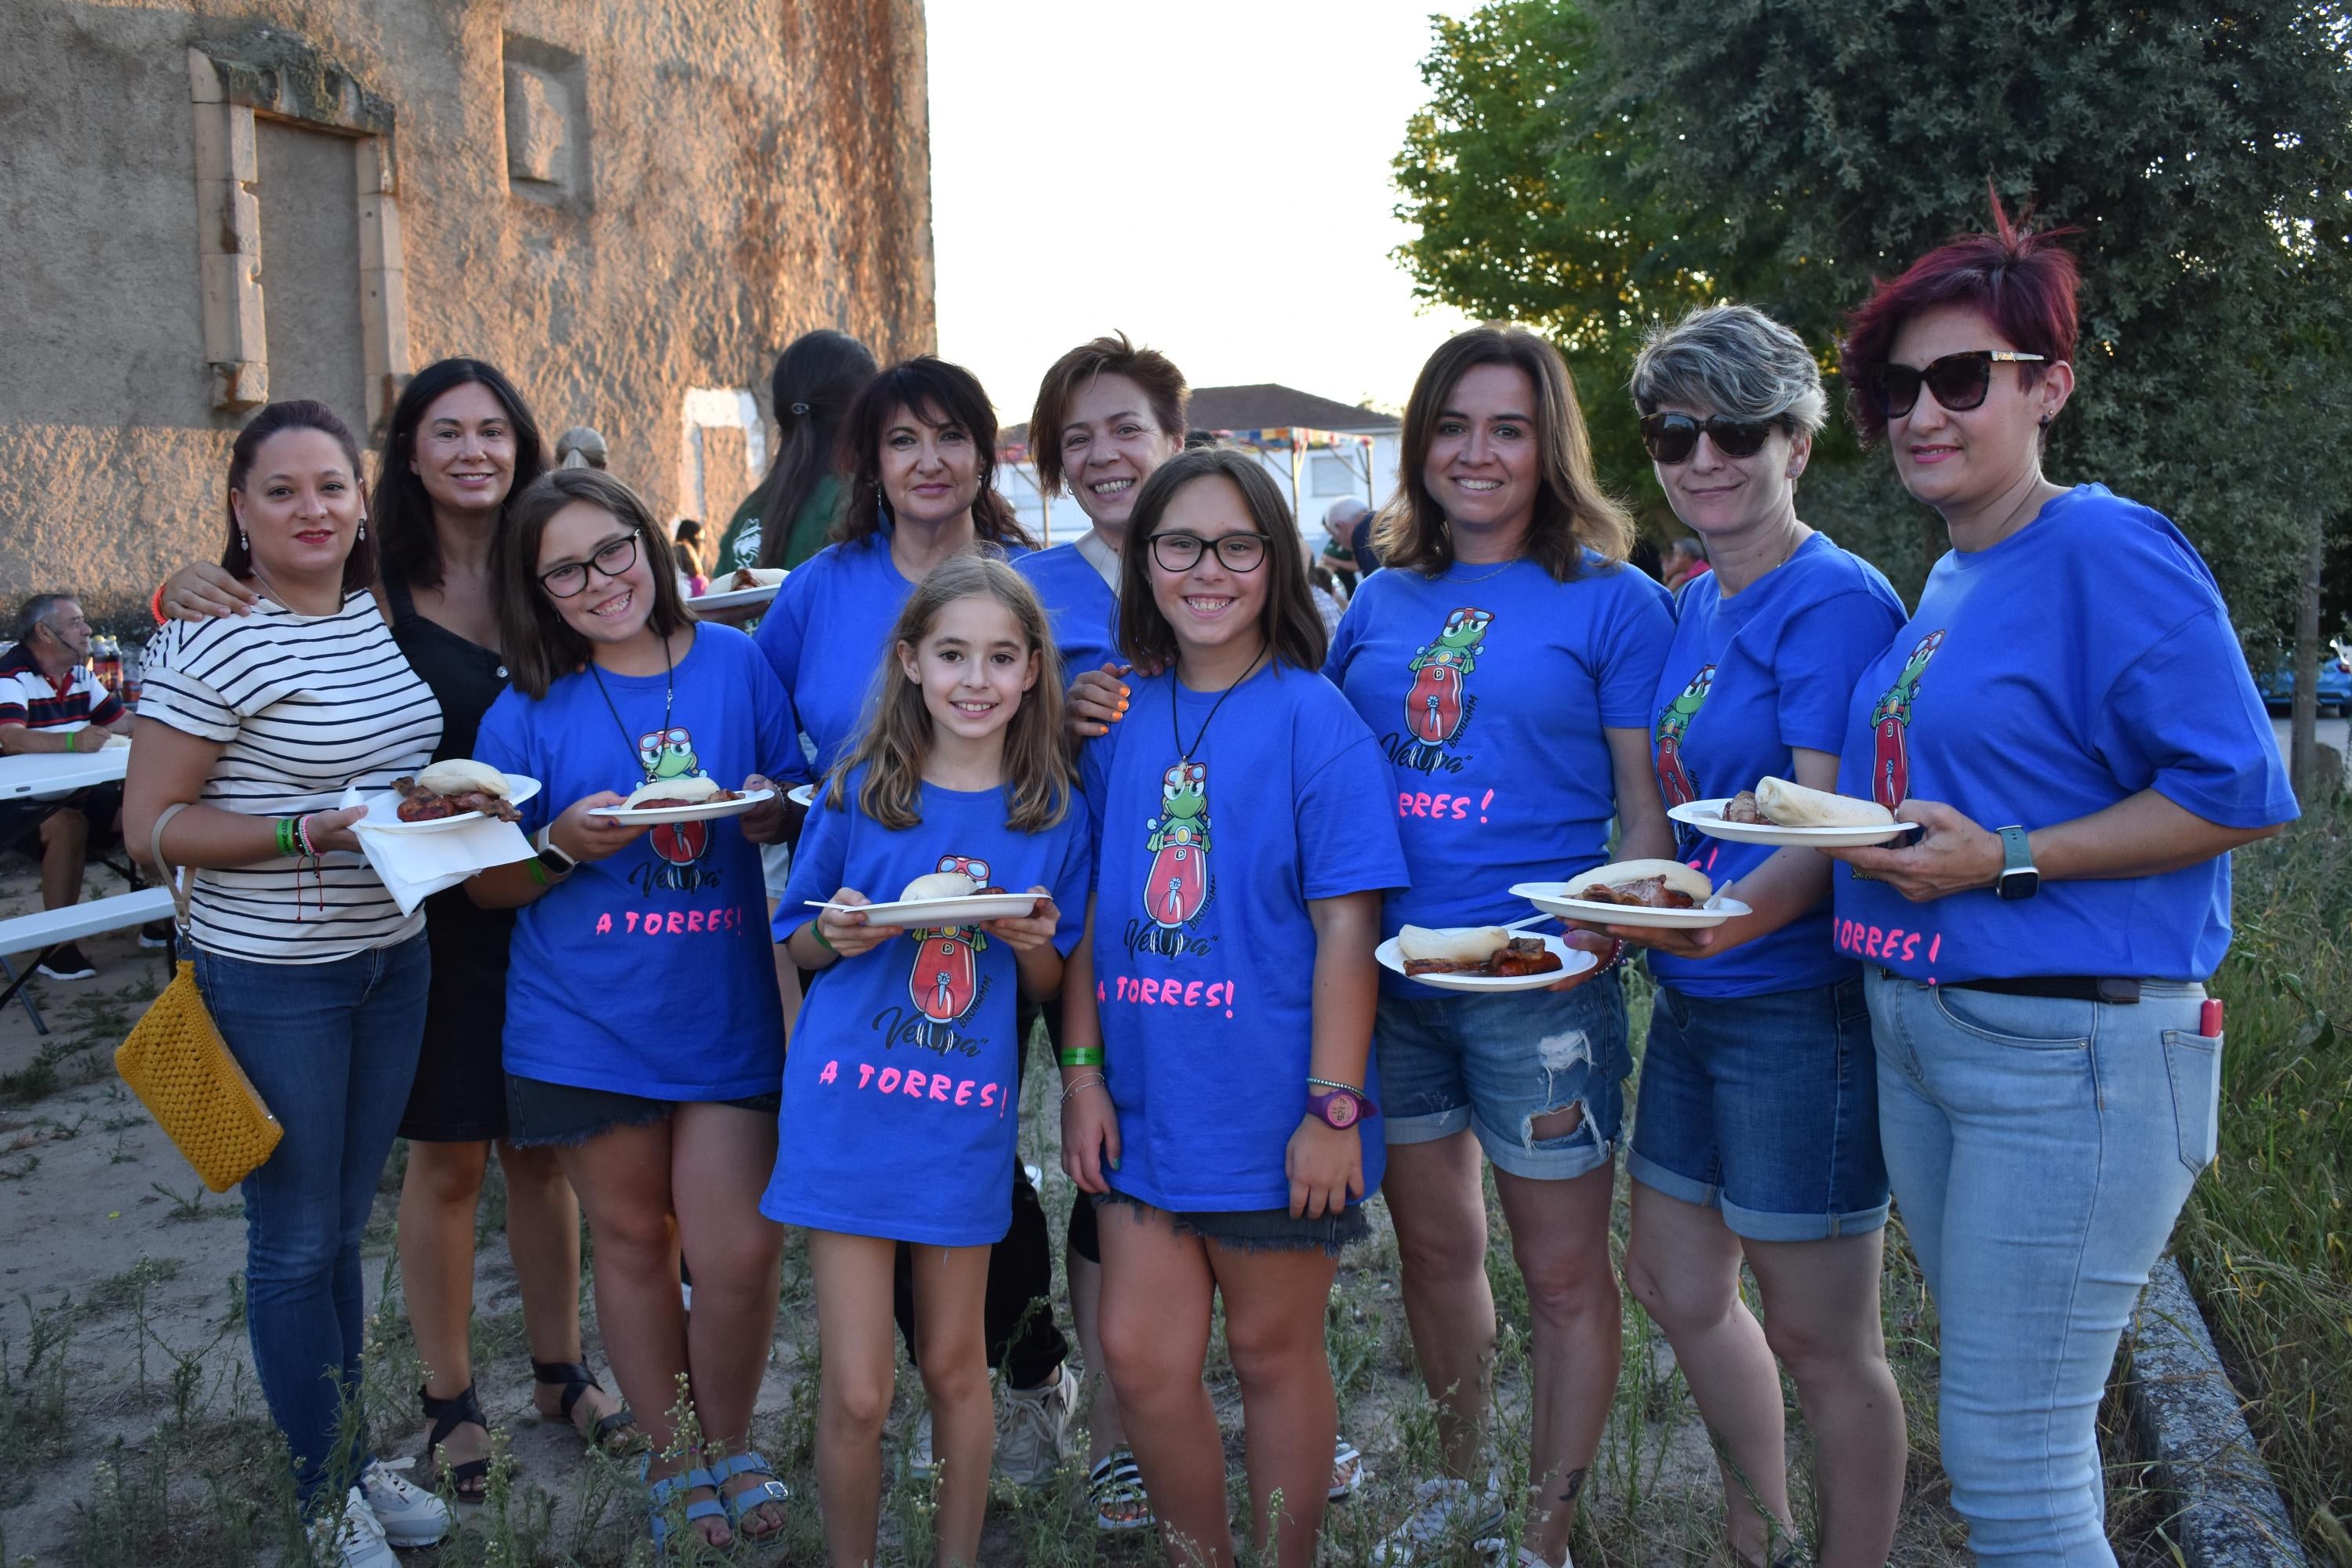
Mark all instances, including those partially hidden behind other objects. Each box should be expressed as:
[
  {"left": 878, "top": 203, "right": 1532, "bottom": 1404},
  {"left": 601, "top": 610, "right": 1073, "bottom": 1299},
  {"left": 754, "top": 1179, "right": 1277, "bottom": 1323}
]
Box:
[{"left": 0, "top": 0, "right": 935, "bottom": 622}]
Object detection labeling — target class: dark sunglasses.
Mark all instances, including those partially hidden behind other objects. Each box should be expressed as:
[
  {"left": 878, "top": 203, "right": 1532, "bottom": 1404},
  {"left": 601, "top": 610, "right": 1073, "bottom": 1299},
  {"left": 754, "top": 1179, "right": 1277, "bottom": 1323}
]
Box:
[
  {"left": 1149, "top": 530, "right": 1270, "bottom": 573},
  {"left": 1639, "top": 413, "right": 1775, "bottom": 464},
  {"left": 1864, "top": 350, "right": 2045, "bottom": 419},
  {"left": 539, "top": 529, "right": 641, "bottom": 598}
]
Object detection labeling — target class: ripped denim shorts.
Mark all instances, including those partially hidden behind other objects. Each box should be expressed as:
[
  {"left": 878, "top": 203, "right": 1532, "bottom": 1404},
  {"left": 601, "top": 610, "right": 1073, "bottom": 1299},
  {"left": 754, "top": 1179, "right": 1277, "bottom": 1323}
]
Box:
[{"left": 1374, "top": 970, "right": 1630, "bottom": 1181}]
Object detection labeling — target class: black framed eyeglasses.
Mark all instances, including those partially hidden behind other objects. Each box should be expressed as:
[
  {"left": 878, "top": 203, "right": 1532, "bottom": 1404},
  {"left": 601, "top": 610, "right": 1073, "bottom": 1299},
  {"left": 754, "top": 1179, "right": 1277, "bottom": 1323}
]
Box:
[
  {"left": 539, "top": 530, "right": 641, "bottom": 598},
  {"left": 1864, "top": 350, "right": 2045, "bottom": 419},
  {"left": 1639, "top": 413, "right": 1776, "bottom": 465},
  {"left": 1148, "top": 530, "right": 1270, "bottom": 574}
]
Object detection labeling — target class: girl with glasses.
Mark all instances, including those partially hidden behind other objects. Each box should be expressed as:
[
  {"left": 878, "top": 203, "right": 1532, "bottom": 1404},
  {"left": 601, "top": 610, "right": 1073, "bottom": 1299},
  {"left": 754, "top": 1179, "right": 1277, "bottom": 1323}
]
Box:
[
  {"left": 1818, "top": 201, "right": 2296, "bottom": 1563},
  {"left": 1323, "top": 327, "right": 1674, "bottom": 1568},
  {"left": 1589, "top": 304, "right": 1910, "bottom": 1567},
  {"left": 465, "top": 469, "right": 796, "bottom": 1556},
  {"left": 1059, "top": 447, "right": 1406, "bottom": 1568}
]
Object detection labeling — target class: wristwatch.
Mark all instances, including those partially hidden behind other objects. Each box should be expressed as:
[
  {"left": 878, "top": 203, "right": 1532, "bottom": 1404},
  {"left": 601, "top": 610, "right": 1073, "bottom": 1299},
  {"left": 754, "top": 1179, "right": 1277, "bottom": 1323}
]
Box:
[
  {"left": 1994, "top": 825, "right": 2039, "bottom": 901},
  {"left": 532, "top": 826, "right": 578, "bottom": 878},
  {"left": 1305, "top": 1080, "right": 1378, "bottom": 1130}
]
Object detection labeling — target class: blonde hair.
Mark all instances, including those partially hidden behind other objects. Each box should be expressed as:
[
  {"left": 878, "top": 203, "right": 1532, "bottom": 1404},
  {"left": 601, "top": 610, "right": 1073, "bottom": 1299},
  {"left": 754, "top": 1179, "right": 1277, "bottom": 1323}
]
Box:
[{"left": 827, "top": 554, "right": 1073, "bottom": 833}]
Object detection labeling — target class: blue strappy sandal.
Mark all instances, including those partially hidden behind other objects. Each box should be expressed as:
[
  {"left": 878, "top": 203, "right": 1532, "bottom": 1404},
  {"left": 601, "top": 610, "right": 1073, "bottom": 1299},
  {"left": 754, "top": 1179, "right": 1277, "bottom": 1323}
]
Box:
[
  {"left": 706, "top": 1450, "right": 791, "bottom": 1540},
  {"left": 642, "top": 1454, "right": 726, "bottom": 1560}
]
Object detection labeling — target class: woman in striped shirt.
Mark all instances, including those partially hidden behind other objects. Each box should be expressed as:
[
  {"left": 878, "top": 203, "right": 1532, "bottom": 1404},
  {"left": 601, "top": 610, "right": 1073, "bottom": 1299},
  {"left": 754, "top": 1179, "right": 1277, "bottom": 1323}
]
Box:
[{"left": 125, "top": 401, "right": 450, "bottom": 1568}]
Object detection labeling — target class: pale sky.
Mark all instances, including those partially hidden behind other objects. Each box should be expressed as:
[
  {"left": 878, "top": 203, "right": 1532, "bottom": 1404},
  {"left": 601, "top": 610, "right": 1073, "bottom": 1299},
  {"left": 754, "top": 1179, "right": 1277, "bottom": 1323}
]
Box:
[{"left": 925, "top": 0, "right": 1480, "bottom": 428}]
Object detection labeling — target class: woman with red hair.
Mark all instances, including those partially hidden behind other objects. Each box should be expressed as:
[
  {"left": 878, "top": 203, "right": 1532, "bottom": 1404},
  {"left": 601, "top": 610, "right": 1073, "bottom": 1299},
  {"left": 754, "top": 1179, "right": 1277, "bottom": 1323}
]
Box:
[{"left": 1824, "top": 202, "right": 2296, "bottom": 1561}]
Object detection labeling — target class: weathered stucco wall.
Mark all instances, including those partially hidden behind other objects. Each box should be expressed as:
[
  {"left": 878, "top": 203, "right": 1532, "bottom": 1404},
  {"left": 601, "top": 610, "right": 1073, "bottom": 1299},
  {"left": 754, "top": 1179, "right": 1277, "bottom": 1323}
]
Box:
[{"left": 0, "top": 0, "right": 935, "bottom": 623}]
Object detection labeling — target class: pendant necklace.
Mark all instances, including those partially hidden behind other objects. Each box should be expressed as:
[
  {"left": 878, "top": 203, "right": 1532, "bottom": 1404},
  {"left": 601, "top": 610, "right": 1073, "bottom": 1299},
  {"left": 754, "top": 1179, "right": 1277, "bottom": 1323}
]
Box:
[
  {"left": 590, "top": 630, "right": 676, "bottom": 782},
  {"left": 1171, "top": 641, "right": 1269, "bottom": 764}
]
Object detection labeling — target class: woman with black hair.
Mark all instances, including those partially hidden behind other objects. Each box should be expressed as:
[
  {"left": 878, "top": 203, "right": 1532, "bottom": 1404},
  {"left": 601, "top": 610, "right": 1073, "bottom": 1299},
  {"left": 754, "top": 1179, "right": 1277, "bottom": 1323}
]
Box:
[
  {"left": 709, "top": 328, "right": 880, "bottom": 578},
  {"left": 154, "top": 359, "right": 634, "bottom": 1497}
]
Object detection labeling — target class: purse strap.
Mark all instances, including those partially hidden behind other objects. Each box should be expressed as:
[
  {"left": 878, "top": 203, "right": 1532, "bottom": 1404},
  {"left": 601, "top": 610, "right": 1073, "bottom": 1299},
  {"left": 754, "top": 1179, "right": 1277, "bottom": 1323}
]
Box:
[{"left": 150, "top": 800, "right": 195, "bottom": 933}]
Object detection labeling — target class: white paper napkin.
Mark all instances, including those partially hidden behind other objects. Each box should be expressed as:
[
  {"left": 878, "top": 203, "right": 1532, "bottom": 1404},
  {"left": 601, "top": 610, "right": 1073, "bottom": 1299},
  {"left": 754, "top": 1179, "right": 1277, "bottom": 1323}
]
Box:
[{"left": 343, "top": 786, "right": 536, "bottom": 916}]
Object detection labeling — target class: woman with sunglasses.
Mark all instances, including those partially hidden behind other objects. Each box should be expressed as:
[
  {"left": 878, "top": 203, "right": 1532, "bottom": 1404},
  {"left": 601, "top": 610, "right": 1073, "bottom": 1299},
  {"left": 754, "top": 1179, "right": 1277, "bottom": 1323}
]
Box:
[
  {"left": 1584, "top": 305, "right": 1908, "bottom": 1567},
  {"left": 1820, "top": 205, "right": 2294, "bottom": 1562},
  {"left": 1326, "top": 327, "right": 1673, "bottom": 1568}
]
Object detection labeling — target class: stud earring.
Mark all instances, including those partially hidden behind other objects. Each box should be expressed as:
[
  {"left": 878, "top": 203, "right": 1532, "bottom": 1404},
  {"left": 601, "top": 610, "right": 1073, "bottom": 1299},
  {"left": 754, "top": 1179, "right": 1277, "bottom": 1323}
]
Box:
[{"left": 2038, "top": 413, "right": 2052, "bottom": 429}]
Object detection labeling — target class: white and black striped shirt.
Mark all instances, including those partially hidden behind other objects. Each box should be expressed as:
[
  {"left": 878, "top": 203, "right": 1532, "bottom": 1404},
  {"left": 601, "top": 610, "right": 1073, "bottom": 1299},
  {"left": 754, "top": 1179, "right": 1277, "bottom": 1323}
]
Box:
[{"left": 140, "top": 593, "right": 442, "bottom": 963}]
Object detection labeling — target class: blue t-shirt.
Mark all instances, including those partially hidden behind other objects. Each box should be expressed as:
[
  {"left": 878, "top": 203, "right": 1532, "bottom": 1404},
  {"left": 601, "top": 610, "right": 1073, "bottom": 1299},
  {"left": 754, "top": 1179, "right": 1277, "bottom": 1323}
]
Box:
[
  {"left": 1833, "top": 485, "right": 2296, "bottom": 982},
  {"left": 754, "top": 532, "right": 1035, "bottom": 782},
  {"left": 476, "top": 626, "right": 794, "bottom": 1098},
  {"left": 763, "top": 769, "right": 1092, "bottom": 1246},
  {"left": 1081, "top": 662, "right": 1407, "bottom": 1212},
  {"left": 1014, "top": 543, "right": 1120, "bottom": 685},
  {"left": 1323, "top": 554, "right": 1674, "bottom": 996},
  {"left": 1648, "top": 535, "right": 1907, "bottom": 999}
]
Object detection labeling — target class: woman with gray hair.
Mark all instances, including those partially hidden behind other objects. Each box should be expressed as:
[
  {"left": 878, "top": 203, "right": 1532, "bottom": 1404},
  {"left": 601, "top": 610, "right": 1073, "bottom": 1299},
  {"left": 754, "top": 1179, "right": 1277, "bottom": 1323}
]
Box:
[{"left": 1581, "top": 303, "right": 1909, "bottom": 1566}]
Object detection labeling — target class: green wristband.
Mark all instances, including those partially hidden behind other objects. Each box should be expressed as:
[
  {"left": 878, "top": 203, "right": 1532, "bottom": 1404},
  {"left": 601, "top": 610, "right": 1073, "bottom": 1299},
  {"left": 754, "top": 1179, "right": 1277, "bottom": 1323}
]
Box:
[
  {"left": 811, "top": 923, "right": 837, "bottom": 954},
  {"left": 1057, "top": 1047, "right": 1105, "bottom": 1068},
  {"left": 275, "top": 817, "right": 299, "bottom": 858},
  {"left": 525, "top": 858, "right": 550, "bottom": 887}
]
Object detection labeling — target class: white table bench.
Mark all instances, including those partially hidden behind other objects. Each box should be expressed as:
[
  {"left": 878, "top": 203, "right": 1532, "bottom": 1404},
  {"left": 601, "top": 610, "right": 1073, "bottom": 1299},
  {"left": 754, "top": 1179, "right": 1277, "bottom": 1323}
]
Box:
[
  {"left": 0, "top": 886, "right": 176, "bottom": 1035},
  {"left": 0, "top": 748, "right": 130, "bottom": 800}
]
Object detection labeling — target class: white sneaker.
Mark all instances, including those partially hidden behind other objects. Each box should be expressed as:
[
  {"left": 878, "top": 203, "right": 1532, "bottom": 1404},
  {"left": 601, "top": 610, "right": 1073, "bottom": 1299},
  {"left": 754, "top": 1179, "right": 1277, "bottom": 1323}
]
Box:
[
  {"left": 994, "top": 1362, "right": 1076, "bottom": 1486},
  {"left": 1515, "top": 1547, "right": 1573, "bottom": 1567},
  {"left": 1373, "top": 1475, "right": 1508, "bottom": 1565},
  {"left": 358, "top": 1457, "right": 451, "bottom": 1547},
  {"left": 908, "top": 1409, "right": 935, "bottom": 1479},
  {"left": 310, "top": 1488, "right": 397, "bottom": 1568}
]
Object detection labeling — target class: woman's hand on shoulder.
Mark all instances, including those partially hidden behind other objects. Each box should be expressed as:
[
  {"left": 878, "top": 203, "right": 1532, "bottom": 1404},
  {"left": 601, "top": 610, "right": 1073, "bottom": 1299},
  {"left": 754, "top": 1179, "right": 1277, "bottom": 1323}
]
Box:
[
  {"left": 1821, "top": 798, "right": 2000, "bottom": 903},
  {"left": 163, "top": 562, "right": 258, "bottom": 622},
  {"left": 818, "top": 887, "right": 894, "bottom": 957},
  {"left": 982, "top": 887, "right": 1058, "bottom": 950},
  {"left": 738, "top": 774, "right": 784, "bottom": 843},
  {"left": 1060, "top": 1076, "right": 1120, "bottom": 1194},
  {"left": 1287, "top": 1116, "right": 1364, "bottom": 1219},
  {"left": 1066, "top": 663, "right": 1131, "bottom": 741},
  {"left": 552, "top": 793, "right": 648, "bottom": 862}
]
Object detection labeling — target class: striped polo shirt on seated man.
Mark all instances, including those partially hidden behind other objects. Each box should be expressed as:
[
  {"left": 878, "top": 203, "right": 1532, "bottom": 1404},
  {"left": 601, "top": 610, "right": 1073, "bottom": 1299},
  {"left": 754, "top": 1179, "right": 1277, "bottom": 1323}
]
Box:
[{"left": 0, "top": 641, "right": 125, "bottom": 735}]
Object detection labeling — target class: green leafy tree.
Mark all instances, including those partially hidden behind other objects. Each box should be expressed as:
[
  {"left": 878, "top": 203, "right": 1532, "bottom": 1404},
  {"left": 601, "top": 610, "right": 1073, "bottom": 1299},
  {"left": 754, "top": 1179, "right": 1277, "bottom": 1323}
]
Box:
[{"left": 1395, "top": 0, "right": 2352, "bottom": 628}]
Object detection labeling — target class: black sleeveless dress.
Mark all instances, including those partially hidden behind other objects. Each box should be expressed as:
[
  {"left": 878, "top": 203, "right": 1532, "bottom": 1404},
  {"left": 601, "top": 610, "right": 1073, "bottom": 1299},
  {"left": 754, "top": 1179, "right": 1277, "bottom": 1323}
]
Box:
[{"left": 387, "top": 575, "right": 521, "bottom": 1143}]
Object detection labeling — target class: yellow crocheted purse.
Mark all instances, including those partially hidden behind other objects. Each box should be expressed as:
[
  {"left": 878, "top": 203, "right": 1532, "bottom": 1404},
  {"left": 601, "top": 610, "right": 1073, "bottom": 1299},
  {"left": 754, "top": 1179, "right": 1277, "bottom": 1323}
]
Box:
[{"left": 114, "top": 803, "right": 281, "bottom": 1192}]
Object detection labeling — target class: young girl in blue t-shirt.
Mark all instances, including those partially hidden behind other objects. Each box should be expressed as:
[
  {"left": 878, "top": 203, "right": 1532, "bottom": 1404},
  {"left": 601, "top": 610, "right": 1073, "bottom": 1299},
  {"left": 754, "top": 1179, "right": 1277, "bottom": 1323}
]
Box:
[
  {"left": 1059, "top": 447, "right": 1405, "bottom": 1568},
  {"left": 768, "top": 554, "right": 1089, "bottom": 1568},
  {"left": 465, "top": 469, "right": 795, "bottom": 1555}
]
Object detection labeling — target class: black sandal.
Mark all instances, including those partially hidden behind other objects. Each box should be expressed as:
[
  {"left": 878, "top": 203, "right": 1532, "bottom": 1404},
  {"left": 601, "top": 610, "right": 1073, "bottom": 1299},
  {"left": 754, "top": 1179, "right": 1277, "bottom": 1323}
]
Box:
[
  {"left": 418, "top": 1381, "right": 492, "bottom": 1501},
  {"left": 532, "top": 1359, "right": 641, "bottom": 1455}
]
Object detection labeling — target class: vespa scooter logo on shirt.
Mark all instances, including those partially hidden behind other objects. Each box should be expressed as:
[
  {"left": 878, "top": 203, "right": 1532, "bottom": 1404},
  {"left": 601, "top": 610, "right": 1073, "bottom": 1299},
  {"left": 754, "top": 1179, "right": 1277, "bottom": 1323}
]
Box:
[
  {"left": 630, "top": 726, "right": 721, "bottom": 893},
  {"left": 1868, "top": 630, "right": 1946, "bottom": 809},
  {"left": 1653, "top": 664, "right": 1715, "bottom": 808},
  {"left": 881, "top": 853, "right": 993, "bottom": 1057},
  {"left": 1387, "top": 607, "right": 1492, "bottom": 775},
  {"left": 1126, "top": 761, "right": 1215, "bottom": 960}
]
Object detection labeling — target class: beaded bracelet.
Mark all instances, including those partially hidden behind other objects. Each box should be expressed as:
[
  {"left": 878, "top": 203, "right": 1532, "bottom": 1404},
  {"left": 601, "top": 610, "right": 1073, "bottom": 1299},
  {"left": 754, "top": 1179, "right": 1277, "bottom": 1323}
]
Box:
[
  {"left": 1056, "top": 1046, "right": 1105, "bottom": 1068},
  {"left": 1059, "top": 1072, "right": 1107, "bottom": 1105},
  {"left": 292, "top": 815, "right": 318, "bottom": 858}
]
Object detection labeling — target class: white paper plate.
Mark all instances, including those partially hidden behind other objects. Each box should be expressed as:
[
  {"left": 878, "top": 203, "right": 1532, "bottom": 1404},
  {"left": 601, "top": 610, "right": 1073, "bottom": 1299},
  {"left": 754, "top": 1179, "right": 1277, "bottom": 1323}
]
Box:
[
  {"left": 1375, "top": 931, "right": 1598, "bottom": 993},
  {"left": 690, "top": 582, "right": 783, "bottom": 612},
  {"left": 1671, "top": 798, "right": 1915, "bottom": 848},
  {"left": 358, "top": 775, "right": 542, "bottom": 834},
  {"left": 807, "top": 892, "right": 1041, "bottom": 929},
  {"left": 786, "top": 783, "right": 817, "bottom": 808},
  {"left": 589, "top": 786, "right": 775, "bottom": 823},
  {"left": 1510, "top": 880, "right": 1752, "bottom": 931}
]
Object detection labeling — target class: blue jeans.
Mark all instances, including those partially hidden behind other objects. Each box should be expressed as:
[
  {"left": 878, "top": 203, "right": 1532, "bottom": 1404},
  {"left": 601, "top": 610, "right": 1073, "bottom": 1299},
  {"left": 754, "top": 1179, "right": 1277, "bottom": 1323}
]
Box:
[
  {"left": 1375, "top": 971, "right": 1631, "bottom": 1180},
  {"left": 1866, "top": 971, "right": 2218, "bottom": 1565},
  {"left": 1629, "top": 975, "right": 1889, "bottom": 1241},
  {"left": 195, "top": 935, "right": 430, "bottom": 1506}
]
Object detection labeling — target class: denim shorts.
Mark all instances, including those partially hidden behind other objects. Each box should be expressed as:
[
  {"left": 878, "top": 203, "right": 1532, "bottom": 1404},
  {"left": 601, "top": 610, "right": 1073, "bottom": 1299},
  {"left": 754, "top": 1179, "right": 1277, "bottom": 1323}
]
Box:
[
  {"left": 1092, "top": 1190, "right": 1370, "bottom": 1258},
  {"left": 505, "top": 1073, "right": 782, "bottom": 1148},
  {"left": 1628, "top": 975, "right": 1889, "bottom": 1242},
  {"left": 1374, "top": 971, "right": 1631, "bottom": 1180}
]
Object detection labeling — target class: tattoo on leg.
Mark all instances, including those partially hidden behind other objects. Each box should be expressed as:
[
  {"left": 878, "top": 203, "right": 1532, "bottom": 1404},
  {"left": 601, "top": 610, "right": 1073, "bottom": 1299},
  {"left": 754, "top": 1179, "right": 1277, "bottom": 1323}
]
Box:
[{"left": 1557, "top": 1467, "right": 1587, "bottom": 1508}]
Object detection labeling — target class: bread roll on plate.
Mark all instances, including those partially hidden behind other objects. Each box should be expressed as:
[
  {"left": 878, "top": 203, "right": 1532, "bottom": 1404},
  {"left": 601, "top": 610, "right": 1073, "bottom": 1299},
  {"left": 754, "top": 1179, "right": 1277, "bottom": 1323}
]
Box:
[
  {"left": 1396, "top": 924, "right": 1510, "bottom": 967},
  {"left": 622, "top": 775, "right": 722, "bottom": 809},
  {"left": 1575, "top": 858, "right": 1714, "bottom": 908},
  {"left": 1754, "top": 776, "right": 1894, "bottom": 828},
  {"left": 901, "top": 869, "right": 981, "bottom": 902},
  {"left": 417, "top": 758, "right": 511, "bottom": 800}
]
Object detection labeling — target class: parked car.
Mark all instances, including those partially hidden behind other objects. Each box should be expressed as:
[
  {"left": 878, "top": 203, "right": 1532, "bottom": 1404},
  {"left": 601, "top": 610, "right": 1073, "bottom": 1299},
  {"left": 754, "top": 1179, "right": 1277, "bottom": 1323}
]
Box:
[{"left": 2257, "top": 637, "right": 2352, "bottom": 716}]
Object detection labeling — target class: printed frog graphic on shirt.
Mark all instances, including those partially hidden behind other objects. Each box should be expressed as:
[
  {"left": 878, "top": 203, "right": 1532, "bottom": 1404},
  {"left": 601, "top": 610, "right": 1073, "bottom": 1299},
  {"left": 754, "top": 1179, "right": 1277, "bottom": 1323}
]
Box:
[
  {"left": 1867, "top": 630, "right": 1945, "bottom": 809},
  {"left": 1653, "top": 664, "right": 1715, "bottom": 808},
  {"left": 635, "top": 725, "right": 714, "bottom": 869},
  {"left": 903, "top": 853, "right": 993, "bottom": 1054},
  {"left": 1144, "top": 762, "right": 1213, "bottom": 931},
  {"left": 1404, "top": 608, "right": 1493, "bottom": 755}
]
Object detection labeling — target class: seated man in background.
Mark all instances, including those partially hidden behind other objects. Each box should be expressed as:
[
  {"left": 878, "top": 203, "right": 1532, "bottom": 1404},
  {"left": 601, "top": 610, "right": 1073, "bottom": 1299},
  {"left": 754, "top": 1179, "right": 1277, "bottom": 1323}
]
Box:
[{"left": 0, "top": 593, "right": 140, "bottom": 980}]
